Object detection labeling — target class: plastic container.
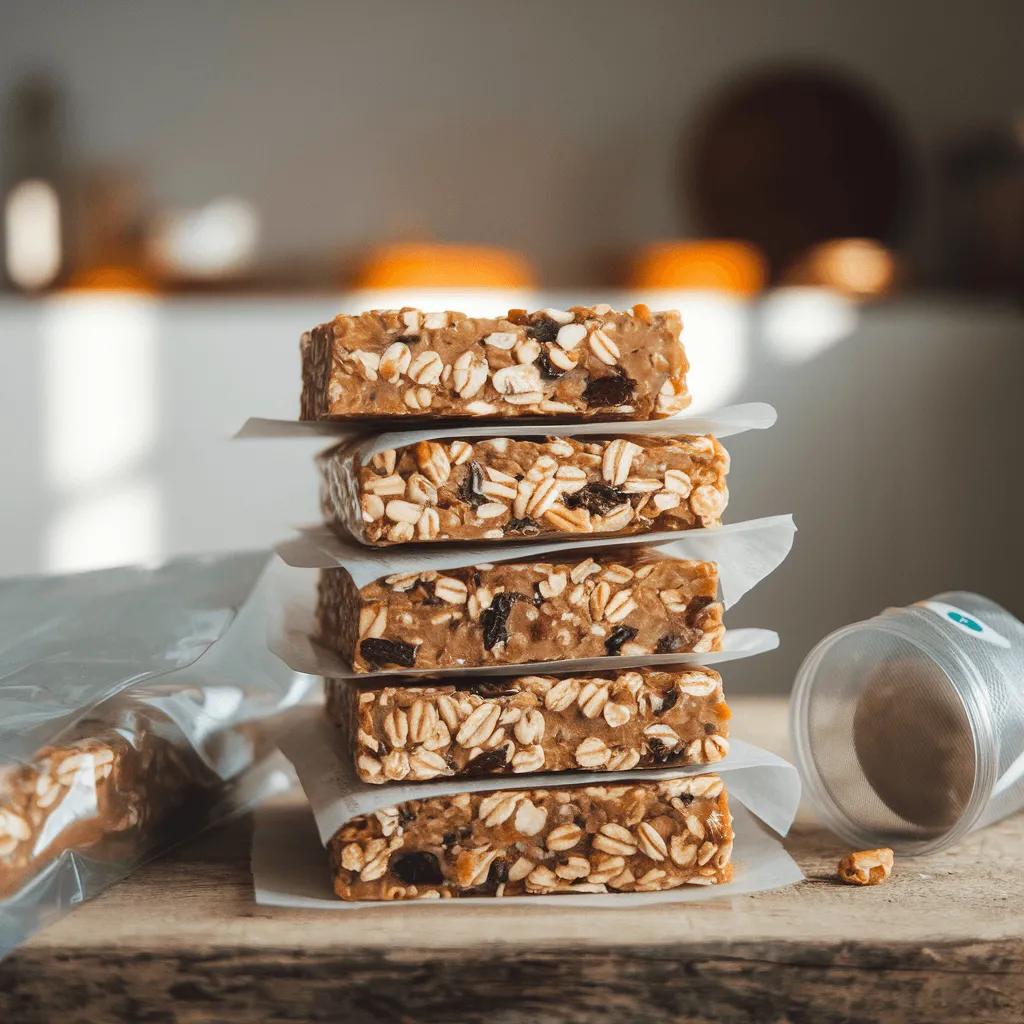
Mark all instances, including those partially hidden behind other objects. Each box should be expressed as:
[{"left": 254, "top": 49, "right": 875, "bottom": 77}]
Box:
[{"left": 790, "top": 591, "right": 1024, "bottom": 854}]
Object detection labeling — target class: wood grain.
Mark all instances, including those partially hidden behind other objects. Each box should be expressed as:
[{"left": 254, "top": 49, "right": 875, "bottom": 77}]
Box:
[{"left": 2, "top": 698, "right": 1023, "bottom": 1023}]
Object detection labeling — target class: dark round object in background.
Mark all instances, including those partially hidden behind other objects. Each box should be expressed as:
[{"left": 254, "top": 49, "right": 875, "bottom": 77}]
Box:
[{"left": 683, "top": 66, "right": 911, "bottom": 281}]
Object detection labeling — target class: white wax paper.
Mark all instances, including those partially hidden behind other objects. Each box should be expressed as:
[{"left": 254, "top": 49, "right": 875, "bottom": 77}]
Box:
[
  {"left": 252, "top": 798, "right": 802, "bottom": 910},
  {"left": 252, "top": 711, "right": 802, "bottom": 910},
  {"left": 277, "top": 514, "right": 797, "bottom": 605},
  {"left": 235, "top": 402, "right": 777, "bottom": 449}
]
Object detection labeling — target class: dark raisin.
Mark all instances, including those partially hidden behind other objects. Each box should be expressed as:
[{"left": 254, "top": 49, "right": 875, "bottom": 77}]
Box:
[
  {"left": 686, "top": 595, "right": 715, "bottom": 627},
  {"left": 488, "top": 858, "right": 510, "bottom": 885},
  {"left": 704, "top": 722, "right": 717, "bottom": 734},
  {"left": 563, "top": 482, "right": 629, "bottom": 516},
  {"left": 680, "top": 792, "right": 695, "bottom": 806},
  {"left": 506, "top": 516, "right": 540, "bottom": 536},
  {"left": 655, "top": 687, "right": 678, "bottom": 716},
  {"left": 481, "top": 592, "right": 519, "bottom": 650},
  {"left": 457, "top": 826, "right": 472, "bottom": 841},
  {"left": 645, "top": 737, "right": 676, "bottom": 764},
  {"left": 651, "top": 744, "right": 675, "bottom": 765},
  {"left": 469, "top": 680, "right": 521, "bottom": 698},
  {"left": 463, "top": 880, "right": 499, "bottom": 897},
  {"left": 526, "top": 316, "right": 560, "bottom": 343},
  {"left": 582, "top": 372, "right": 636, "bottom": 408},
  {"left": 655, "top": 634, "right": 683, "bottom": 654},
  {"left": 532, "top": 582, "right": 545, "bottom": 607},
  {"left": 459, "top": 462, "right": 488, "bottom": 510},
  {"left": 605, "top": 625, "right": 638, "bottom": 656},
  {"left": 441, "top": 832, "right": 457, "bottom": 848},
  {"left": 537, "top": 346, "right": 565, "bottom": 379},
  {"left": 574, "top": 814, "right": 587, "bottom": 829},
  {"left": 390, "top": 851, "right": 444, "bottom": 885},
  {"left": 472, "top": 570, "right": 483, "bottom": 587},
  {"left": 360, "top": 638, "right": 417, "bottom": 669},
  {"left": 467, "top": 746, "right": 509, "bottom": 773},
  {"left": 514, "top": 473, "right": 524, "bottom": 481}
]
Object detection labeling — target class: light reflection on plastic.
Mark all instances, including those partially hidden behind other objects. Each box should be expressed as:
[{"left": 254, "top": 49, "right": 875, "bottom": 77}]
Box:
[
  {"left": 633, "top": 290, "right": 751, "bottom": 414},
  {"left": 4, "top": 179, "right": 62, "bottom": 291},
  {"left": 343, "top": 288, "right": 539, "bottom": 319},
  {"left": 760, "top": 287, "right": 858, "bottom": 364},
  {"left": 43, "top": 293, "right": 160, "bottom": 572},
  {"left": 45, "top": 479, "right": 161, "bottom": 574}
]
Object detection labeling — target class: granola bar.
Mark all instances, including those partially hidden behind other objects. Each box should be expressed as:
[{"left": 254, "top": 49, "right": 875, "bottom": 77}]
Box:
[
  {"left": 328, "top": 667, "right": 731, "bottom": 784},
  {"left": 320, "top": 432, "right": 730, "bottom": 545},
  {"left": 329, "top": 774, "right": 733, "bottom": 900},
  {"left": 317, "top": 552, "right": 724, "bottom": 673},
  {"left": 300, "top": 304, "right": 690, "bottom": 421},
  {"left": 0, "top": 712, "right": 216, "bottom": 898}
]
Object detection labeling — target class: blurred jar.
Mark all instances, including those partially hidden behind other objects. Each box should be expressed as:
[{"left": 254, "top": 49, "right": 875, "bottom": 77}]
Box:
[
  {"left": 2, "top": 77, "right": 69, "bottom": 293},
  {"left": 783, "top": 237, "right": 900, "bottom": 300},
  {"left": 938, "top": 125, "right": 1024, "bottom": 297},
  {"left": 67, "top": 169, "right": 154, "bottom": 293}
]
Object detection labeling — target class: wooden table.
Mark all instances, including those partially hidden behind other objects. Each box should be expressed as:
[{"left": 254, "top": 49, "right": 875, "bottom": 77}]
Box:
[{"left": 2, "top": 697, "right": 1022, "bottom": 1024}]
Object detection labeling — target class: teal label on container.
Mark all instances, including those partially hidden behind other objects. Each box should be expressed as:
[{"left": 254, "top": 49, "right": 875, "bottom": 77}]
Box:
[{"left": 922, "top": 601, "right": 1011, "bottom": 649}]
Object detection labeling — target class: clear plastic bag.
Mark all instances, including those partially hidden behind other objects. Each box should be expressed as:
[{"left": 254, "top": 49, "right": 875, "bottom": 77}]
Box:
[{"left": 0, "top": 552, "right": 314, "bottom": 957}]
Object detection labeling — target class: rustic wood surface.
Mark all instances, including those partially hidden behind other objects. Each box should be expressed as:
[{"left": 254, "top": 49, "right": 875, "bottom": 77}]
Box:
[{"left": 2, "top": 697, "right": 1023, "bottom": 1024}]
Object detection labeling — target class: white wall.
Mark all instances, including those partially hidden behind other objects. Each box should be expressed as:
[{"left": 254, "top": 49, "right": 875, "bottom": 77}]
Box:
[
  {"left": 2, "top": 292, "right": 1022, "bottom": 695},
  {"left": 3, "top": 0, "right": 1023, "bottom": 282}
]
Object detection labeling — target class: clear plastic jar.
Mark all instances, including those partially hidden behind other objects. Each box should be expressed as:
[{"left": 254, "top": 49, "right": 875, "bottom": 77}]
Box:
[{"left": 790, "top": 591, "right": 1024, "bottom": 854}]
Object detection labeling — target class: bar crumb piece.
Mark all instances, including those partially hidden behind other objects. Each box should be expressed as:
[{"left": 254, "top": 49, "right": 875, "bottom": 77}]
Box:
[{"left": 837, "top": 848, "right": 894, "bottom": 886}]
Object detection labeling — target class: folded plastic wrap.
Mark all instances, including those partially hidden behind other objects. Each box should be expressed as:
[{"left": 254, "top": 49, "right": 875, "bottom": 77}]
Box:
[{"left": 0, "top": 552, "right": 315, "bottom": 957}]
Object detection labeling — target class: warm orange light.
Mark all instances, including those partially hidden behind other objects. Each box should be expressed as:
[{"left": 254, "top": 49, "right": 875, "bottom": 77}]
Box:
[
  {"left": 353, "top": 243, "right": 536, "bottom": 289},
  {"left": 788, "top": 238, "right": 897, "bottom": 298},
  {"left": 65, "top": 266, "right": 156, "bottom": 293},
  {"left": 629, "top": 240, "right": 767, "bottom": 296}
]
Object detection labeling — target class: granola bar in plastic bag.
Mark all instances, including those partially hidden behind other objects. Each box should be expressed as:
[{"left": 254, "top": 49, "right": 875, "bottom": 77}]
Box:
[{"left": 0, "top": 551, "right": 314, "bottom": 956}]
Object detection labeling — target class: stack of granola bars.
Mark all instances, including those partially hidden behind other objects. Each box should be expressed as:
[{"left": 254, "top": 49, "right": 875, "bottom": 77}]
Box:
[{"left": 295, "top": 304, "right": 745, "bottom": 901}]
